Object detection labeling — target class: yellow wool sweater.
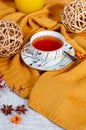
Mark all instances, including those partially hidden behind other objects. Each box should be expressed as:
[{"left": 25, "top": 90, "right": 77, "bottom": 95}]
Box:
[{"left": 0, "top": 0, "right": 86, "bottom": 130}]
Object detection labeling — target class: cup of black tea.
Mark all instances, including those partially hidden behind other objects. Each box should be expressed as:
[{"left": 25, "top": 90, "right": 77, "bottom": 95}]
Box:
[{"left": 24, "top": 30, "right": 66, "bottom": 62}]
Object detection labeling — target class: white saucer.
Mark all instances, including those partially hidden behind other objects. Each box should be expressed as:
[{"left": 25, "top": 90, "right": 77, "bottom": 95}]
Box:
[{"left": 21, "top": 42, "right": 75, "bottom": 71}]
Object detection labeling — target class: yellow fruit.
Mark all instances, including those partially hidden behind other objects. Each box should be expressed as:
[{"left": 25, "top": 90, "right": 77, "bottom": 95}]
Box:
[{"left": 15, "top": 0, "right": 45, "bottom": 13}]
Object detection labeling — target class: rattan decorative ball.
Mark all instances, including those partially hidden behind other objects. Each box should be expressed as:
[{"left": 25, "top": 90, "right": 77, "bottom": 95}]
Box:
[
  {"left": 61, "top": 0, "right": 86, "bottom": 33},
  {"left": 0, "top": 20, "right": 23, "bottom": 57}
]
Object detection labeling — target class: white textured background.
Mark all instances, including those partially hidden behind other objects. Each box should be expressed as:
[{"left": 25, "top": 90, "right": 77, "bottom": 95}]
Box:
[{"left": 0, "top": 81, "right": 63, "bottom": 130}]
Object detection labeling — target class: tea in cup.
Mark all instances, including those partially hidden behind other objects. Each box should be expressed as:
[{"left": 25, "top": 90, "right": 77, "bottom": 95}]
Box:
[{"left": 24, "top": 30, "right": 66, "bottom": 62}]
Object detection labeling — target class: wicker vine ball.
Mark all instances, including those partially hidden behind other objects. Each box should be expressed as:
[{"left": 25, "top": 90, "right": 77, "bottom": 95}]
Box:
[
  {"left": 61, "top": 0, "right": 86, "bottom": 33},
  {"left": 0, "top": 20, "right": 23, "bottom": 57}
]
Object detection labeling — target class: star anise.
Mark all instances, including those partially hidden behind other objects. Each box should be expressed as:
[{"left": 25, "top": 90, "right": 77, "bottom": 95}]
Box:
[
  {"left": 15, "top": 105, "right": 27, "bottom": 114},
  {"left": 1, "top": 105, "right": 14, "bottom": 115}
]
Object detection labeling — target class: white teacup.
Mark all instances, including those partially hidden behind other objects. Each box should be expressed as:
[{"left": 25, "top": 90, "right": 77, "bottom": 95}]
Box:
[{"left": 24, "top": 30, "right": 66, "bottom": 62}]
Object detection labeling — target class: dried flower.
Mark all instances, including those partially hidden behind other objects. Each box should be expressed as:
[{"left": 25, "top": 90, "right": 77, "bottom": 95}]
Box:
[
  {"left": 15, "top": 105, "right": 27, "bottom": 114},
  {"left": 0, "top": 84, "right": 5, "bottom": 88},
  {"left": 0, "top": 74, "right": 4, "bottom": 83},
  {"left": 0, "top": 82, "right": 6, "bottom": 88},
  {"left": 10, "top": 114, "right": 22, "bottom": 124},
  {"left": 76, "top": 52, "right": 86, "bottom": 59},
  {"left": 0, "top": 74, "right": 6, "bottom": 89},
  {"left": 1, "top": 105, "right": 14, "bottom": 115}
]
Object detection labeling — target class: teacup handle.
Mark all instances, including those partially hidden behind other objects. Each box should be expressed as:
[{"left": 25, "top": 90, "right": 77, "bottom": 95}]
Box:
[
  {"left": 23, "top": 42, "right": 32, "bottom": 56},
  {"left": 23, "top": 42, "right": 41, "bottom": 60},
  {"left": 23, "top": 44, "right": 42, "bottom": 61}
]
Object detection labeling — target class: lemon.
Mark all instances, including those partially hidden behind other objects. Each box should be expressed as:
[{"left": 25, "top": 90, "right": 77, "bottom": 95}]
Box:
[{"left": 15, "top": 0, "right": 45, "bottom": 13}]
